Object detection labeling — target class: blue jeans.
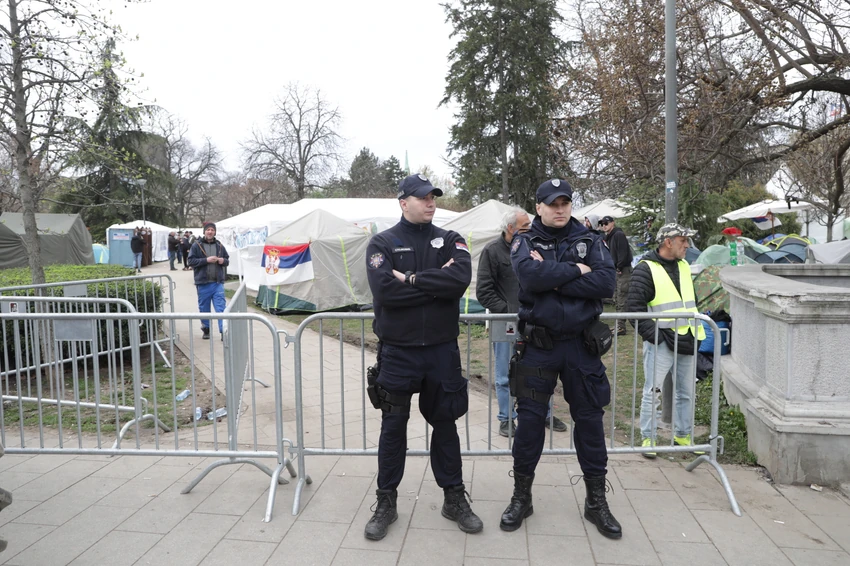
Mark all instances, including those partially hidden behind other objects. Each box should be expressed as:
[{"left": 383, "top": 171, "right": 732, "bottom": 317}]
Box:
[
  {"left": 493, "top": 340, "right": 551, "bottom": 422},
  {"left": 640, "top": 340, "right": 696, "bottom": 439},
  {"left": 168, "top": 250, "right": 177, "bottom": 270},
  {"left": 197, "top": 282, "right": 226, "bottom": 333},
  {"left": 133, "top": 252, "right": 143, "bottom": 270}
]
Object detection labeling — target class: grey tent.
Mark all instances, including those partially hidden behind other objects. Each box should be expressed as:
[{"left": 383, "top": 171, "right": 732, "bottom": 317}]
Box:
[
  {"left": 0, "top": 213, "right": 94, "bottom": 269},
  {"left": 255, "top": 209, "right": 372, "bottom": 313}
]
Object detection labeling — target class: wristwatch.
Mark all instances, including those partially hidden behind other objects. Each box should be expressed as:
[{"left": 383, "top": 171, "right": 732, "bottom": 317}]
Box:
[{"left": 404, "top": 271, "right": 414, "bottom": 284}]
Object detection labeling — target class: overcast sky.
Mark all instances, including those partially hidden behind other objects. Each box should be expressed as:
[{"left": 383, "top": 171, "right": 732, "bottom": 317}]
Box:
[{"left": 112, "top": 0, "right": 458, "bottom": 180}]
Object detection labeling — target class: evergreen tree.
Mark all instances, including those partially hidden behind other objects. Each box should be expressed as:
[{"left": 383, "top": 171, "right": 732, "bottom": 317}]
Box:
[{"left": 442, "top": 0, "right": 564, "bottom": 208}]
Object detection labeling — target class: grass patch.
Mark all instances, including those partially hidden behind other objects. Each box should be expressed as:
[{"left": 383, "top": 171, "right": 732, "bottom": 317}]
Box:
[{"left": 694, "top": 376, "right": 759, "bottom": 465}]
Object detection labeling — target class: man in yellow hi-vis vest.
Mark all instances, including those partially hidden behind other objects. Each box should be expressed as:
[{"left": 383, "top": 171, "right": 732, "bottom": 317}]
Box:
[{"left": 626, "top": 223, "right": 706, "bottom": 458}]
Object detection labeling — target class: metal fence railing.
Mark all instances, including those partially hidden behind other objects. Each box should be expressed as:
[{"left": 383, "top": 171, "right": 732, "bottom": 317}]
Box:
[
  {"left": 286, "top": 311, "right": 741, "bottom": 517},
  {"left": 0, "top": 283, "right": 295, "bottom": 522}
]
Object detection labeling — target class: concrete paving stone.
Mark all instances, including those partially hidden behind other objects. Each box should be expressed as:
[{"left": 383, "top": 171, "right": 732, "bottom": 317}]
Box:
[
  {"left": 723, "top": 467, "right": 783, "bottom": 508},
  {"left": 746, "top": 499, "right": 841, "bottom": 551},
  {"left": 0, "top": 471, "right": 39, "bottom": 492},
  {"left": 1, "top": 453, "right": 68, "bottom": 475},
  {"left": 265, "top": 520, "right": 349, "bottom": 566},
  {"left": 298, "top": 473, "right": 373, "bottom": 524},
  {"left": 781, "top": 548, "right": 850, "bottom": 566},
  {"left": 659, "top": 466, "right": 732, "bottom": 511},
  {"left": 6, "top": 504, "right": 135, "bottom": 566},
  {"left": 96, "top": 461, "right": 189, "bottom": 509},
  {"left": 340, "top": 494, "right": 415, "bottom": 552},
  {"left": 90, "top": 454, "right": 162, "bottom": 479},
  {"left": 176, "top": 456, "right": 240, "bottom": 486},
  {"left": 0, "top": 523, "right": 56, "bottom": 565},
  {"left": 10, "top": 458, "right": 109, "bottom": 502},
  {"left": 463, "top": 558, "right": 528, "bottom": 566},
  {"left": 0, "top": 497, "right": 39, "bottom": 528},
  {"left": 586, "top": 505, "right": 661, "bottom": 566},
  {"left": 524, "top": 484, "right": 586, "bottom": 536},
  {"left": 693, "top": 509, "right": 793, "bottom": 566},
  {"left": 613, "top": 465, "right": 675, "bottom": 491},
  {"left": 627, "top": 489, "right": 709, "bottom": 543},
  {"left": 528, "top": 534, "right": 595, "bottom": 566},
  {"left": 193, "top": 465, "right": 268, "bottom": 517},
  {"left": 66, "top": 531, "right": 162, "bottom": 566},
  {"left": 330, "top": 547, "right": 399, "bottom": 566},
  {"left": 15, "top": 475, "right": 126, "bottom": 526},
  {"left": 464, "top": 499, "right": 529, "bottom": 560},
  {"left": 409, "top": 480, "right": 462, "bottom": 531},
  {"left": 190, "top": 539, "right": 277, "bottom": 566},
  {"left": 117, "top": 481, "right": 211, "bottom": 534},
  {"left": 531, "top": 461, "right": 573, "bottom": 486},
  {"left": 807, "top": 514, "right": 850, "bottom": 554},
  {"left": 133, "top": 512, "right": 237, "bottom": 565},
  {"left": 224, "top": 485, "right": 303, "bottom": 543},
  {"left": 652, "top": 541, "right": 728, "bottom": 566},
  {"left": 397, "top": 527, "right": 467, "bottom": 566},
  {"left": 775, "top": 485, "right": 850, "bottom": 517}
]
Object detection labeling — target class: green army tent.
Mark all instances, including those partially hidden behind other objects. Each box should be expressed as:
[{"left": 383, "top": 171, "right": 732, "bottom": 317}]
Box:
[{"left": 0, "top": 213, "right": 94, "bottom": 269}]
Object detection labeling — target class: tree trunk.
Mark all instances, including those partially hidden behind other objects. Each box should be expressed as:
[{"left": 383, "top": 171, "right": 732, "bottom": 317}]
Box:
[{"left": 9, "top": 0, "right": 45, "bottom": 285}]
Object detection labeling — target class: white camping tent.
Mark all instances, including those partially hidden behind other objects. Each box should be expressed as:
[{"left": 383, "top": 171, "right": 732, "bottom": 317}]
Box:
[
  {"left": 573, "top": 199, "right": 632, "bottom": 221},
  {"left": 807, "top": 240, "right": 850, "bottom": 264},
  {"left": 254, "top": 209, "right": 372, "bottom": 312},
  {"left": 217, "top": 199, "right": 460, "bottom": 275},
  {"left": 106, "top": 220, "right": 176, "bottom": 262},
  {"left": 440, "top": 200, "right": 531, "bottom": 313}
]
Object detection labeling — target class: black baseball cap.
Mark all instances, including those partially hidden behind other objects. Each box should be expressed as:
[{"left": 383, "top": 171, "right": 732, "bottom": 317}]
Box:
[
  {"left": 397, "top": 174, "right": 443, "bottom": 199},
  {"left": 536, "top": 179, "right": 573, "bottom": 205},
  {"left": 599, "top": 215, "right": 615, "bottom": 224}
]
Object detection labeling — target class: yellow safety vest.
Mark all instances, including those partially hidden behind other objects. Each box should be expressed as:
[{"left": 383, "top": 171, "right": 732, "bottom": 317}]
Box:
[{"left": 643, "top": 260, "right": 706, "bottom": 340}]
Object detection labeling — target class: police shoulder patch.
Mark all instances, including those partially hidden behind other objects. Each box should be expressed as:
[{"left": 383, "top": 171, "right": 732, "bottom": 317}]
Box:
[
  {"left": 369, "top": 253, "right": 384, "bottom": 268},
  {"left": 511, "top": 238, "right": 522, "bottom": 254},
  {"left": 455, "top": 242, "right": 469, "bottom": 253}
]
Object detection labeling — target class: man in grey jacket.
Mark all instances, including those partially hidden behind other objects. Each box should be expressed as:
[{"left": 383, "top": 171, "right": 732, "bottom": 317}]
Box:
[{"left": 476, "top": 208, "right": 567, "bottom": 437}]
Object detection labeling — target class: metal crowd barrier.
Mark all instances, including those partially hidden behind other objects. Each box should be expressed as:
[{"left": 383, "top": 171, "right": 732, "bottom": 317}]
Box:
[
  {"left": 0, "top": 283, "right": 295, "bottom": 522},
  {"left": 0, "top": 274, "right": 178, "bottom": 369},
  {"left": 287, "top": 311, "right": 740, "bottom": 517}
]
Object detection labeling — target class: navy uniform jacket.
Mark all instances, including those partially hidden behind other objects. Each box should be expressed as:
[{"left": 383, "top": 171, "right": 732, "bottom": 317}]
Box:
[
  {"left": 511, "top": 216, "right": 616, "bottom": 334},
  {"left": 366, "top": 216, "right": 472, "bottom": 347}
]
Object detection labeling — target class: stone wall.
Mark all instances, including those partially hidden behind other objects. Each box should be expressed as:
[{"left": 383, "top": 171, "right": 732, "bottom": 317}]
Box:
[{"left": 720, "top": 264, "right": 850, "bottom": 485}]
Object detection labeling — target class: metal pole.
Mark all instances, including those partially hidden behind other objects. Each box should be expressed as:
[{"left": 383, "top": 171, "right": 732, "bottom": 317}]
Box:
[
  {"left": 664, "top": 0, "right": 678, "bottom": 224},
  {"left": 141, "top": 183, "right": 146, "bottom": 225}
]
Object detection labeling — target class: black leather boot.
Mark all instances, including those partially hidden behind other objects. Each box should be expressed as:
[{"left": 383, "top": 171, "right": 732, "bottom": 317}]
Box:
[
  {"left": 583, "top": 475, "right": 622, "bottom": 539},
  {"left": 364, "top": 489, "right": 398, "bottom": 541},
  {"left": 441, "top": 484, "right": 483, "bottom": 533},
  {"left": 500, "top": 470, "right": 534, "bottom": 531}
]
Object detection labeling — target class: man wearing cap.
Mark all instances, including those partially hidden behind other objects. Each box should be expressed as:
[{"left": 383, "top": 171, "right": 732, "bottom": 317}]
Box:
[
  {"left": 476, "top": 207, "right": 568, "bottom": 437},
  {"left": 187, "top": 222, "right": 229, "bottom": 340},
  {"left": 626, "top": 223, "right": 706, "bottom": 458},
  {"left": 167, "top": 231, "right": 180, "bottom": 271},
  {"left": 363, "top": 173, "right": 482, "bottom": 540},
  {"left": 599, "top": 216, "right": 633, "bottom": 335},
  {"left": 501, "top": 179, "right": 621, "bottom": 539}
]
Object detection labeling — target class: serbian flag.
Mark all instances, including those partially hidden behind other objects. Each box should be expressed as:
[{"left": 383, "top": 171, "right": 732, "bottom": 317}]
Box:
[{"left": 261, "top": 243, "right": 314, "bottom": 285}]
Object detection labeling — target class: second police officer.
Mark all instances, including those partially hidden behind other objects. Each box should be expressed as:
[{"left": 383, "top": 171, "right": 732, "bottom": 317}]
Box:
[
  {"left": 363, "top": 173, "right": 483, "bottom": 541},
  {"left": 501, "top": 179, "right": 623, "bottom": 539}
]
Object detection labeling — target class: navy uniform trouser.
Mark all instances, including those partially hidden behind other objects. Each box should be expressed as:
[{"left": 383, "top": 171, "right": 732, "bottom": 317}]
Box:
[
  {"left": 512, "top": 336, "right": 611, "bottom": 478},
  {"left": 376, "top": 341, "right": 469, "bottom": 491}
]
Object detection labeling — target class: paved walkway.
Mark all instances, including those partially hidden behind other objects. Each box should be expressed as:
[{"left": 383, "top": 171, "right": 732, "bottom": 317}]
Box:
[{"left": 2, "top": 261, "right": 850, "bottom": 565}]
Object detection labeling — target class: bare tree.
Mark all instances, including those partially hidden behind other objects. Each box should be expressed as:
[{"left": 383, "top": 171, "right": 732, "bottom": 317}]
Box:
[
  {"left": 242, "top": 83, "right": 342, "bottom": 201},
  {"left": 1, "top": 0, "right": 133, "bottom": 284},
  {"left": 154, "top": 113, "right": 223, "bottom": 226}
]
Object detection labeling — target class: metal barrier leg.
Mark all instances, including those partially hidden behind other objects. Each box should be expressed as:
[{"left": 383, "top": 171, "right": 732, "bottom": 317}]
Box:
[
  {"left": 685, "top": 455, "right": 742, "bottom": 516},
  {"left": 292, "top": 476, "right": 313, "bottom": 516},
  {"left": 111, "top": 413, "right": 172, "bottom": 449},
  {"left": 182, "top": 456, "right": 290, "bottom": 496}
]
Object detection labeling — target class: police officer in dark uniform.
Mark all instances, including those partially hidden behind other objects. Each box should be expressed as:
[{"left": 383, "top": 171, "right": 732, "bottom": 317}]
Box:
[
  {"left": 500, "top": 179, "right": 622, "bottom": 539},
  {"left": 363, "top": 173, "right": 483, "bottom": 541}
]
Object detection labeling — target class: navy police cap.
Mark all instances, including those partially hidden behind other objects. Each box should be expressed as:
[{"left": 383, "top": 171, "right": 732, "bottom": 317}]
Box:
[
  {"left": 398, "top": 174, "right": 444, "bottom": 200},
  {"left": 536, "top": 179, "right": 573, "bottom": 204}
]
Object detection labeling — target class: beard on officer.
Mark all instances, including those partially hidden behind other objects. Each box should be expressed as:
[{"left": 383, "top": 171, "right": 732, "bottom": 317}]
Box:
[{"left": 501, "top": 178, "right": 622, "bottom": 539}]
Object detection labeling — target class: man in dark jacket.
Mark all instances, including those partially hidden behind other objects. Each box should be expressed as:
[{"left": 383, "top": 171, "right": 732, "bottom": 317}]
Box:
[
  {"left": 167, "top": 232, "right": 180, "bottom": 271},
  {"left": 130, "top": 228, "right": 145, "bottom": 273},
  {"left": 363, "top": 173, "right": 482, "bottom": 541},
  {"left": 500, "top": 179, "right": 621, "bottom": 539},
  {"left": 476, "top": 207, "right": 567, "bottom": 437},
  {"left": 181, "top": 231, "right": 192, "bottom": 270},
  {"left": 187, "top": 222, "right": 229, "bottom": 340},
  {"left": 626, "top": 223, "right": 706, "bottom": 458},
  {"left": 600, "top": 216, "right": 633, "bottom": 335}
]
